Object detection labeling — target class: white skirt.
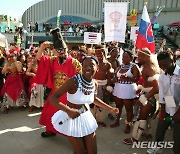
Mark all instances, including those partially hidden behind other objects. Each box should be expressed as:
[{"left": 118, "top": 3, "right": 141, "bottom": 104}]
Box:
[
  {"left": 51, "top": 110, "right": 98, "bottom": 137},
  {"left": 113, "top": 83, "right": 137, "bottom": 99},
  {"left": 29, "top": 84, "right": 44, "bottom": 107}
]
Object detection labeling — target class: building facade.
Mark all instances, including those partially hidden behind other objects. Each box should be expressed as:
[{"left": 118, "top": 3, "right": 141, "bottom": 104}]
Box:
[{"left": 22, "top": 0, "right": 180, "bottom": 28}]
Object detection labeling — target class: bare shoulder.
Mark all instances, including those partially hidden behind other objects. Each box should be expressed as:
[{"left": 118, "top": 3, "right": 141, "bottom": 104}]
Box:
[
  {"left": 67, "top": 75, "right": 79, "bottom": 93},
  {"left": 143, "top": 64, "right": 158, "bottom": 77}
]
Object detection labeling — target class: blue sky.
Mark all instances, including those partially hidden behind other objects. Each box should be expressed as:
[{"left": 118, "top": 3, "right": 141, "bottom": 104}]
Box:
[{"left": 0, "top": 0, "right": 42, "bottom": 18}]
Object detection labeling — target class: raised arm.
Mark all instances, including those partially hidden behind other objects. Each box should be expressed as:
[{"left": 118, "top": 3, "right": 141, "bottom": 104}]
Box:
[{"left": 36, "top": 41, "right": 51, "bottom": 61}]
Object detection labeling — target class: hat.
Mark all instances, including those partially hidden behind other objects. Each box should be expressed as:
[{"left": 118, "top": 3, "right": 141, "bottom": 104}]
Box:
[
  {"left": 50, "top": 28, "right": 67, "bottom": 49},
  {"left": 138, "top": 48, "right": 151, "bottom": 57}
]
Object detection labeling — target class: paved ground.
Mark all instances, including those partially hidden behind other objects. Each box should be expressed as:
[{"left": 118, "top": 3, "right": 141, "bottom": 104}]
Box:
[{"left": 0, "top": 107, "right": 174, "bottom": 154}]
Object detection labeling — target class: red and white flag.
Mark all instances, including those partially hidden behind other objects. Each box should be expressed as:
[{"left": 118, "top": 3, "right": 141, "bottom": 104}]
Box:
[{"left": 136, "top": 5, "right": 155, "bottom": 53}]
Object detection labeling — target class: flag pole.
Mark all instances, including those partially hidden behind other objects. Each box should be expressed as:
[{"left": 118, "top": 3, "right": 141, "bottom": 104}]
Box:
[{"left": 144, "top": 2, "right": 148, "bottom": 6}]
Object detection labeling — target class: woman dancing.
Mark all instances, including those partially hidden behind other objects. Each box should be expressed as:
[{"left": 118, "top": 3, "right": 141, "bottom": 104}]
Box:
[{"left": 49, "top": 56, "right": 119, "bottom": 154}]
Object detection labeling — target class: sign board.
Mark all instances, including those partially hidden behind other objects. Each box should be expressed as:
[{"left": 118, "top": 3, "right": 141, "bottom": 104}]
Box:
[
  {"left": 104, "top": 2, "right": 128, "bottom": 43},
  {"left": 84, "top": 32, "right": 101, "bottom": 44},
  {"left": 130, "top": 26, "right": 139, "bottom": 41}
]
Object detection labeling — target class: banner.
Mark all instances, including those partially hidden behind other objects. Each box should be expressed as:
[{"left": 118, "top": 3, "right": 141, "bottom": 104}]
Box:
[
  {"left": 57, "top": 10, "right": 62, "bottom": 28},
  {"left": 84, "top": 32, "right": 101, "bottom": 44},
  {"left": 135, "top": 5, "right": 155, "bottom": 53},
  {"left": 104, "top": 2, "right": 128, "bottom": 43},
  {"left": 130, "top": 26, "right": 139, "bottom": 41}
]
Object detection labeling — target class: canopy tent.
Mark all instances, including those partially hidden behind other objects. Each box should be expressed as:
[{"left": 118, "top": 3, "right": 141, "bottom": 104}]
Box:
[
  {"left": 0, "top": 33, "right": 7, "bottom": 48},
  {"left": 63, "top": 21, "right": 70, "bottom": 26},
  {"left": 169, "top": 22, "right": 180, "bottom": 27},
  {"left": 0, "top": 33, "right": 9, "bottom": 54},
  {"left": 81, "top": 22, "right": 91, "bottom": 27}
]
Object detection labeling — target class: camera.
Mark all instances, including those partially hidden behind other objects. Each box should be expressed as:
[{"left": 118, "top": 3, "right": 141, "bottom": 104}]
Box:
[{"left": 50, "top": 28, "right": 67, "bottom": 49}]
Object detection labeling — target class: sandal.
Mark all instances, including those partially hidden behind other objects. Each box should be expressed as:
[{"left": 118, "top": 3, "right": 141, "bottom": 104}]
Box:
[
  {"left": 123, "top": 138, "right": 138, "bottom": 145},
  {"left": 41, "top": 132, "right": 56, "bottom": 138}
]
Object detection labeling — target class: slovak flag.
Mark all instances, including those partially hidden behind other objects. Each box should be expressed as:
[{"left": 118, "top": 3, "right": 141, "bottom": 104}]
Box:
[{"left": 136, "top": 5, "right": 155, "bottom": 53}]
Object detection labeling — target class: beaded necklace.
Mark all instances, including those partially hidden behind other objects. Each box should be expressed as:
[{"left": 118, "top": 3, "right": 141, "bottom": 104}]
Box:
[
  {"left": 121, "top": 63, "right": 131, "bottom": 70},
  {"left": 78, "top": 74, "right": 94, "bottom": 95}
]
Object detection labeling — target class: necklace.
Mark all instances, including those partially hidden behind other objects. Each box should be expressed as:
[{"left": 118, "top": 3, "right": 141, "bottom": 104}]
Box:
[
  {"left": 121, "top": 63, "right": 131, "bottom": 69},
  {"left": 79, "top": 74, "right": 94, "bottom": 95}
]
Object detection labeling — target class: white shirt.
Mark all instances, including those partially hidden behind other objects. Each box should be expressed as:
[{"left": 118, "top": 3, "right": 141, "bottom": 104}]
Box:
[{"left": 159, "top": 65, "right": 180, "bottom": 116}]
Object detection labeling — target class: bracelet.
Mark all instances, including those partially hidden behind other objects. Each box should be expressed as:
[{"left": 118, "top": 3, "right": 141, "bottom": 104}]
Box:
[
  {"left": 109, "top": 68, "right": 114, "bottom": 73},
  {"left": 106, "top": 86, "right": 113, "bottom": 93},
  {"left": 137, "top": 85, "right": 142, "bottom": 90},
  {"left": 139, "top": 94, "right": 148, "bottom": 106}
]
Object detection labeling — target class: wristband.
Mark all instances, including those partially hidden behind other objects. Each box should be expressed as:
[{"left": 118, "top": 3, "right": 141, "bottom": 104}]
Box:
[
  {"left": 106, "top": 86, "right": 113, "bottom": 93},
  {"left": 109, "top": 68, "right": 114, "bottom": 73},
  {"left": 139, "top": 94, "right": 148, "bottom": 106},
  {"left": 137, "top": 85, "right": 142, "bottom": 91}
]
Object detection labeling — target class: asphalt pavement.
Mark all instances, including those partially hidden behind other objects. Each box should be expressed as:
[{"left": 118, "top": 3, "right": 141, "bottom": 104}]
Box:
[{"left": 0, "top": 107, "right": 173, "bottom": 154}]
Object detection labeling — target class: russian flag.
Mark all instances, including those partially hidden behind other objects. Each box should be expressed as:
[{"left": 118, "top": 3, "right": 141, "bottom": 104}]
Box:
[{"left": 136, "top": 5, "right": 155, "bottom": 53}]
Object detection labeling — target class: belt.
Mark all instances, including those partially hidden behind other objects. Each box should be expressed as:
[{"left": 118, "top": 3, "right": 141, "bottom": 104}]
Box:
[
  {"left": 117, "top": 80, "right": 133, "bottom": 84},
  {"left": 67, "top": 102, "right": 84, "bottom": 109}
]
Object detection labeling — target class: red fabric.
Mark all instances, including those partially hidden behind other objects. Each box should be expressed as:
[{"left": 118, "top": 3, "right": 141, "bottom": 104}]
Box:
[
  {"left": 9, "top": 47, "right": 20, "bottom": 55},
  {"left": 1, "top": 75, "right": 23, "bottom": 102},
  {"left": 136, "top": 34, "right": 155, "bottom": 54},
  {"left": 28, "top": 76, "right": 37, "bottom": 95},
  {"left": 36, "top": 55, "right": 53, "bottom": 89},
  {"left": 138, "top": 76, "right": 143, "bottom": 85},
  {"left": 37, "top": 55, "right": 79, "bottom": 133},
  {"left": 135, "top": 5, "right": 155, "bottom": 53}
]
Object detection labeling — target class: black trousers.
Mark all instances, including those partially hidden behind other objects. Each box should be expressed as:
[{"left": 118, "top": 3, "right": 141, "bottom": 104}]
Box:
[{"left": 155, "top": 119, "right": 180, "bottom": 154}]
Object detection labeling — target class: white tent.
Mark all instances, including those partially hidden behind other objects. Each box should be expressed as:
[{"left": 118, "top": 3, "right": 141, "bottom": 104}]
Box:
[{"left": 0, "top": 33, "right": 7, "bottom": 48}]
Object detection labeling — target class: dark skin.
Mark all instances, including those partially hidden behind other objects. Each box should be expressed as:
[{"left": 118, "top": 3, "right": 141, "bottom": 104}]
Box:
[
  {"left": 94, "top": 49, "right": 112, "bottom": 86},
  {"left": 49, "top": 58, "right": 119, "bottom": 154},
  {"left": 136, "top": 51, "right": 159, "bottom": 120},
  {"left": 107, "top": 48, "right": 120, "bottom": 73},
  {"left": 158, "top": 57, "right": 180, "bottom": 122},
  {"left": 123, "top": 51, "right": 160, "bottom": 143},
  {"left": 110, "top": 52, "right": 140, "bottom": 131}
]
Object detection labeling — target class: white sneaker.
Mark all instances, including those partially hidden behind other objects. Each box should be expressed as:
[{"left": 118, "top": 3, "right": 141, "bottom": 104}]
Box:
[{"left": 147, "top": 147, "right": 163, "bottom": 154}]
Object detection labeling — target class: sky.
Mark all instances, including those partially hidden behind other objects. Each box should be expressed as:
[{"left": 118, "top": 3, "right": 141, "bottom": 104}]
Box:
[{"left": 0, "top": 0, "right": 42, "bottom": 19}]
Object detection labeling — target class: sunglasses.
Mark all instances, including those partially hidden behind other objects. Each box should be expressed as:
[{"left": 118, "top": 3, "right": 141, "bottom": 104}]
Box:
[{"left": 56, "top": 49, "right": 66, "bottom": 53}]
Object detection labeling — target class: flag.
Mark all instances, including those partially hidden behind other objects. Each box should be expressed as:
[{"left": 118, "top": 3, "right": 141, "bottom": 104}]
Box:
[
  {"left": 84, "top": 32, "right": 101, "bottom": 44},
  {"left": 136, "top": 5, "right": 155, "bottom": 53},
  {"left": 88, "top": 33, "right": 97, "bottom": 40},
  {"left": 57, "top": 10, "right": 61, "bottom": 28}
]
